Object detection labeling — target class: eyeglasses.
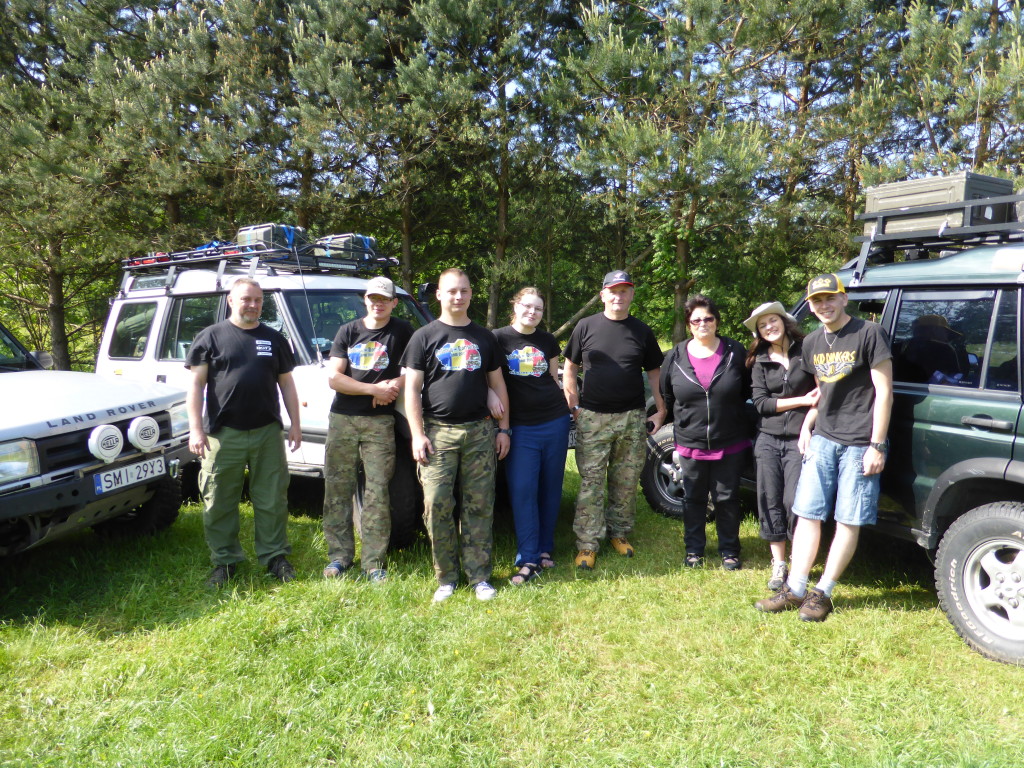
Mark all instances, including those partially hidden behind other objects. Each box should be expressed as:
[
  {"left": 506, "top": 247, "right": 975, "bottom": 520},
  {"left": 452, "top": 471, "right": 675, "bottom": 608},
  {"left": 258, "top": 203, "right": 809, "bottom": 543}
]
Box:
[
  {"left": 517, "top": 303, "right": 543, "bottom": 314},
  {"left": 689, "top": 317, "right": 716, "bottom": 326}
]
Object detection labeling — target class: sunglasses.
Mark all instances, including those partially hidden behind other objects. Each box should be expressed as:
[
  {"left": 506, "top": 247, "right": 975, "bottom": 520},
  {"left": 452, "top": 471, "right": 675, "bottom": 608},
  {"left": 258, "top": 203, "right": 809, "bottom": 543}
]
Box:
[{"left": 689, "top": 317, "right": 716, "bottom": 326}]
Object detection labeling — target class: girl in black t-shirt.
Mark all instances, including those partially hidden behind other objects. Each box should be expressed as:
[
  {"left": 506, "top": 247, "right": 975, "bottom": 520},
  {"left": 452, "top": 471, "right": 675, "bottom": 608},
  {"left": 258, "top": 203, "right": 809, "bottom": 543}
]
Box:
[{"left": 494, "top": 287, "right": 571, "bottom": 585}]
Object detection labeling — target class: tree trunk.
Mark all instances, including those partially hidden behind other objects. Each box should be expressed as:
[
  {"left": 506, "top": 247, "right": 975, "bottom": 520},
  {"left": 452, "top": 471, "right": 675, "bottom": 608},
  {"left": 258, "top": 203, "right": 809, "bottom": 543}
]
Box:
[
  {"left": 297, "top": 150, "right": 313, "bottom": 230},
  {"left": 400, "top": 192, "right": 414, "bottom": 294},
  {"left": 671, "top": 194, "right": 699, "bottom": 344},
  {"left": 45, "top": 239, "right": 71, "bottom": 370}
]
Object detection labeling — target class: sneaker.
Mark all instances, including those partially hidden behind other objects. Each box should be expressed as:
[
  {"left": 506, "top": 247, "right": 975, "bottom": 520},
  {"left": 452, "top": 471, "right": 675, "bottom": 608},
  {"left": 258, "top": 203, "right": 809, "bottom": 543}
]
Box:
[
  {"left": 754, "top": 584, "right": 804, "bottom": 613},
  {"left": 767, "top": 561, "right": 789, "bottom": 591},
  {"left": 575, "top": 549, "right": 596, "bottom": 570},
  {"left": 205, "top": 563, "right": 237, "bottom": 588},
  {"left": 267, "top": 555, "right": 296, "bottom": 583},
  {"left": 722, "top": 555, "right": 742, "bottom": 571},
  {"left": 798, "top": 588, "right": 834, "bottom": 622},
  {"left": 323, "top": 560, "right": 351, "bottom": 579},
  {"left": 365, "top": 568, "right": 388, "bottom": 584},
  {"left": 474, "top": 581, "right": 497, "bottom": 601},
  {"left": 609, "top": 537, "right": 635, "bottom": 557},
  {"left": 432, "top": 582, "right": 457, "bottom": 603}
]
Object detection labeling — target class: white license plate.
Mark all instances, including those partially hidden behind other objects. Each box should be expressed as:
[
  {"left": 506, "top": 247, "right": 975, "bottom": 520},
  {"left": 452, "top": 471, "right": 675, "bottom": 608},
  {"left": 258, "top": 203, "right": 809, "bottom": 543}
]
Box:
[{"left": 93, "top": 457, "right": 166, "bottom": 495}]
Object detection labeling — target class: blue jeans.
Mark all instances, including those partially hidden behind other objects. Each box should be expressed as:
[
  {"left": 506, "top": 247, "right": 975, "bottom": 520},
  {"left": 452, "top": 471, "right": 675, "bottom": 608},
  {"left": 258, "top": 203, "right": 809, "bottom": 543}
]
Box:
[
  {"left": 792, "top": 434, "right": 880, "bottom": 526},
  {"left": 504, "top": 414, "right": 571, "bottom": 566}
]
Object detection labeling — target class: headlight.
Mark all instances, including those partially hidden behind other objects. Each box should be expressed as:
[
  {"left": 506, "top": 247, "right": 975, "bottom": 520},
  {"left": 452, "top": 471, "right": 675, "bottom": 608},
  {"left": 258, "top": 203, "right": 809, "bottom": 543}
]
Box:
[
  {"left": 169, "top": 402, "right": 190, "bottom": 437},
  {"left": 0, "top": 439, "right": 40, "bottom": 483}
]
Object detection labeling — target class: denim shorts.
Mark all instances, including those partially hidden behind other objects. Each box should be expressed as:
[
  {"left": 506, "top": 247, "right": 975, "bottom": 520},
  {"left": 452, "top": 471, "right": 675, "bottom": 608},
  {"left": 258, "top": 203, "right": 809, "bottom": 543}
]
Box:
[{"left": 792, "top": 434, "right": 879, "bottom": 526}]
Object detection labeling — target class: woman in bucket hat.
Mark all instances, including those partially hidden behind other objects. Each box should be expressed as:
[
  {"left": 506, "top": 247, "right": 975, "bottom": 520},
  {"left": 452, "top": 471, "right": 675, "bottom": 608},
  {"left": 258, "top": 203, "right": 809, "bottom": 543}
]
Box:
[{"left": 744, "top": 301, "right": 819, "bottom": 590}]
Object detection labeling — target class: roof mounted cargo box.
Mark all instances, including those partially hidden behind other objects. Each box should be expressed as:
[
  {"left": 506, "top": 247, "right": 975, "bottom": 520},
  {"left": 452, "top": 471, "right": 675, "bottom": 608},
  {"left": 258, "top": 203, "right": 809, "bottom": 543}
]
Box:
[
  {"left": 864, "top": 172, "right": 1014, "bottom": 236},
  {"left": 236, "top": 223, "right": 308, "bottom": 251}
]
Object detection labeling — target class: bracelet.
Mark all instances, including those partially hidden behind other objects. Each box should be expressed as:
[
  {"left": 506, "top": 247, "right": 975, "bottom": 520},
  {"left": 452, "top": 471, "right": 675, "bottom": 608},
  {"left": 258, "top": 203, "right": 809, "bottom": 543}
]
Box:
[{"left": 496, "top": 428, "right": 512, "bottom": 436}]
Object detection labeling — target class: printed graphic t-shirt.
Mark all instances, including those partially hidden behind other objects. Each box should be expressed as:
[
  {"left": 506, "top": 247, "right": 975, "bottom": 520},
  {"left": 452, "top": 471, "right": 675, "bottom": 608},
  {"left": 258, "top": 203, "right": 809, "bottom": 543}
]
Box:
[
  {"left": 801, "top": 316, "right": 891, "bottom": 445},
  {"left": 493, "top": 326, "right": 568, "bottom": 426},
  {"left": 329, "top": 316, "right": 414, "bottom": 416},
  {"left": 186, "top": 320, "right": 296, "bottom": 433},
  {"left": 563, "top": 313, "right": 664, "bottom": 413},
  {"left": 400, "top": 319, "right": 502, "bottom": 424}
]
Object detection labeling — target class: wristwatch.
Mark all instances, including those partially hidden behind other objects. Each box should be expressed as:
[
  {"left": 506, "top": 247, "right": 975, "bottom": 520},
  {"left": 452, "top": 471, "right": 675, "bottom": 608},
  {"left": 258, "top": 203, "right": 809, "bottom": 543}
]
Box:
[
  {"left": 870, "top": 441, "right": 888, "bottom": 454},
  {"left": 496, "top": 428, "right": 512, "bottom": 437}
]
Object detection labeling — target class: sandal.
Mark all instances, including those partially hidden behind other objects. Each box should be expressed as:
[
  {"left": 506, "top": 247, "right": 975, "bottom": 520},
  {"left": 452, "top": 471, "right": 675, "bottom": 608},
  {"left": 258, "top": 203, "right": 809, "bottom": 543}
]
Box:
[
  {"left": 539, "top": 553, "right": 556, "bottom": 570},
  {"left": 684, "top": 553, "right": 704, "bottom": 568},
  {"left": 510, "top": 563, "right": 540, "bottom": 586}
]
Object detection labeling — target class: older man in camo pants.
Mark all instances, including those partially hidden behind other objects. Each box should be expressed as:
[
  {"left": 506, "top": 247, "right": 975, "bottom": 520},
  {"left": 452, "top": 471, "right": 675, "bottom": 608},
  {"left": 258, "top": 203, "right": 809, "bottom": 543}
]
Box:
[{"left": 562, "top": 270, "right": 667, "bottom": 571}]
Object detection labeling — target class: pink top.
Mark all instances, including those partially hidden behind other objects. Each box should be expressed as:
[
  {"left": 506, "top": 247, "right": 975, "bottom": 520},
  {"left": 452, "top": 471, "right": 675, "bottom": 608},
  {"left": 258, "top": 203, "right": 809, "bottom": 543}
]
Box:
[{"left": 675, "top": 342, "right": 750, "bottom": 460}]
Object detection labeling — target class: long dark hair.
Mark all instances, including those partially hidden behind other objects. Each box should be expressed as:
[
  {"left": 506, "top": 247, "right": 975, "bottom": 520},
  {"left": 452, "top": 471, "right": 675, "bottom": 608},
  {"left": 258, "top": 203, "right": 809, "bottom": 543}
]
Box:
[{"left": 745, "top": 315, "right": 805, "bottom": 368}]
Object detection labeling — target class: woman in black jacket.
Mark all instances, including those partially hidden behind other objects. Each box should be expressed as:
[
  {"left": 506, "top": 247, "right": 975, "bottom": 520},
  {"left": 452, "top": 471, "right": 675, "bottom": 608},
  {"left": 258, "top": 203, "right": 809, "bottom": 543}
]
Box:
[
  {"left": 744, "top": 301, "right": 819, "bottom": 590},
  {"left": 661, "top": 295, "right": 751, "bottom": 570}
]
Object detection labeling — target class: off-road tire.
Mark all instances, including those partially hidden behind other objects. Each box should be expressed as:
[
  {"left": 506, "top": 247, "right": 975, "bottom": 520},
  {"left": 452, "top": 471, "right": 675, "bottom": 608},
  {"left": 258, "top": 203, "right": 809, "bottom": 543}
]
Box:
[
  {"left": 93, "top": 475, "right": 182, "bottom": 537},
  {"left": 640, "top": 425, "right": 715, "bottom": 522},
  {"left": 935, "top": 501, "right": 1024, "bottom": 665}
]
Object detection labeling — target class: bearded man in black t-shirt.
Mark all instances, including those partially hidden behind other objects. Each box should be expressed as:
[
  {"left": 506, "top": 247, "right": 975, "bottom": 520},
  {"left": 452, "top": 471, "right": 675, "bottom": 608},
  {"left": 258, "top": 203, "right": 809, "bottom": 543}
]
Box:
[
  {"left": 563, "top": 270, "right": 667, "bottom": 571},
  {"left": 186, "top": 278, "right": 302, "bottom": 587},
  {"left": 401, "top": 269, "right": 510, "bottom": 603},
  {"left": 321, "top": 276, "right": 413, "bottom": 583}
]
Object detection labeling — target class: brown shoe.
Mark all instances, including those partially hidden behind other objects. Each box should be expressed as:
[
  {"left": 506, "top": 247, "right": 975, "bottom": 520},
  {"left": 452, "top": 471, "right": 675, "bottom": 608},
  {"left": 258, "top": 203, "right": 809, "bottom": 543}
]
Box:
[
  {"left": 609, "top": 537, "right": 634, "bottom": 557},
  {"left": 754, "top": 584, "right": 804, "bottom": 613},
  {"left": 798, "top": 588, "right": 834, "bottom": 622},
  {"left": 575, "top": 549, "right": 596, "bottom": 570}
]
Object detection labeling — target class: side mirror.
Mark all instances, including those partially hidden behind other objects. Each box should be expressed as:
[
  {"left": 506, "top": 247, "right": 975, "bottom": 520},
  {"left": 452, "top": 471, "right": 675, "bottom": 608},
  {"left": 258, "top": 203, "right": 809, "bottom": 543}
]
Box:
[
  {"left": 30, "top": 350, "right": 54, "bottom": 370},
  {"left": 417, "top": 282, "right": 437, "bottom": 304}
]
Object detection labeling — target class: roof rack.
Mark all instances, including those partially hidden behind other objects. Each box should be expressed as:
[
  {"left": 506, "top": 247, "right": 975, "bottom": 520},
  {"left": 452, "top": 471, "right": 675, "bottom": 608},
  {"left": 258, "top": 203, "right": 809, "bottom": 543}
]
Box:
[
  {"left": 847, "top": 191, "right": 1024, "bottom": 286},
  {"left": 121, "top": 225, "right": 396, "bottom": 290}
]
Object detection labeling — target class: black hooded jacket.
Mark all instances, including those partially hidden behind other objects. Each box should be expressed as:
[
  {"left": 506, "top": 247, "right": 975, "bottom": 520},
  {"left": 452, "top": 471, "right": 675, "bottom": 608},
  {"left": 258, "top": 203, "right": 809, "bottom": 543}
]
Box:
[
  {"left": 661, "top": 336, "right": 752, "bottom": 451},
  {"left": 750, "top": 339, "right": 815, "bottom": 439}
]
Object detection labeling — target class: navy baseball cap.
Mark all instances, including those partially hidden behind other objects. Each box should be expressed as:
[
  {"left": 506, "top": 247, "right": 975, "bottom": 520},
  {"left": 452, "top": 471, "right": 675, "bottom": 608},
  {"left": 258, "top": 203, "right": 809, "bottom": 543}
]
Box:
[{"left": 602, "top": 270, "right": 634, "bottom": 288}]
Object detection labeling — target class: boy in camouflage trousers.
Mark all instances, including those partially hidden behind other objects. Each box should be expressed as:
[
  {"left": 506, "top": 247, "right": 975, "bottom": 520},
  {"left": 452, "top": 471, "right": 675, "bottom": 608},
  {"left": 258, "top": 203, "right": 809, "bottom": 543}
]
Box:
[
  {"left": 401, "top": 269, "right": 511, "bottom": 602},
  {"left": 563, "top": 271, "right": 667, "bottom": 570},
  {"left": 322, "top": 276, "right": 413, "bottom": 582}
]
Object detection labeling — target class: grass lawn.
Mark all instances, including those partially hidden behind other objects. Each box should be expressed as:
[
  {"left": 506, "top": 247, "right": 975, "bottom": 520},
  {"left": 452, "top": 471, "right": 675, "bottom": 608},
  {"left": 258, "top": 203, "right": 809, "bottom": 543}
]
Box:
[{"left": 2, "top": 455, "right": 1022, "bottom": 768}]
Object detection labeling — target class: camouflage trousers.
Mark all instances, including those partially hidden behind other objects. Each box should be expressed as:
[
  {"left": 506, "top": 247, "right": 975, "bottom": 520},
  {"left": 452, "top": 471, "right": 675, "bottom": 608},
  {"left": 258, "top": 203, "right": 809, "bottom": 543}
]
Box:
[
  {"left": 573, "top": 407, "right": 646, "bottom": 551},
  {"left": 418, "top": 417, "right": 496, "bottom": 586},
  {"left": 322, "top": 412, "right": 395, "bottom": 571}
]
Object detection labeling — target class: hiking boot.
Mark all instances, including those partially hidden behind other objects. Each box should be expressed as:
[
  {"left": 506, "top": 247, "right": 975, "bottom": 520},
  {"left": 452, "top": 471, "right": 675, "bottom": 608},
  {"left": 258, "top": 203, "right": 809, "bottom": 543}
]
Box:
[
  {"left": 267, "top": 555, "right": 296, "bottom": 583},
  {"left": 798, "top": 588, "right": 834, "bottom": 622},
  {"left": 609, "top": 537, "right": 635, "bottom": 557},
  {"left": 205, "top": 563, "right": 237, "bottom": 588},
  {"left": 575, "top": 549, "right": 596, "bottom": 570},
  {"left": 474, "top": 581, "right": 497, "bottom": 601},
  {"left": 767, "top": 561, "right": 788, "bottom": 591},
  {"left": 754, "top": 583, "right": 804, "bottom": 613},
  {"left": 365, "top": 568, "right": 388, "bottom": 584}
]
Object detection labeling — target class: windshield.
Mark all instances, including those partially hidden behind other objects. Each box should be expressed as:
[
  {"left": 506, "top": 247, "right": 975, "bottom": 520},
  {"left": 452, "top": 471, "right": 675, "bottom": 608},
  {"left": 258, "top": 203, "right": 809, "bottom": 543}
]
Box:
[
  {"left": 0, "top": 323, "right": 38, "bottom": 372},
  {"left": 281, "top": 289, "right": 430, "bottom": 360}
]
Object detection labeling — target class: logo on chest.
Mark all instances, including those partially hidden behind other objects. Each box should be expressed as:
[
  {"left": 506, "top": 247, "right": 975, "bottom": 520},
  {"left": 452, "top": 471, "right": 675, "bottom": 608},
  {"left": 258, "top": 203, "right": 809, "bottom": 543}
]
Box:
[
  {"left": 349, "top": 341, "right": 389, "bottom": 372},
  {"left": 507, "top": 346, "right": 548, "bottom": 377},
  {"left": 435, "top": 339, "right": 482, "bottom": 371}
]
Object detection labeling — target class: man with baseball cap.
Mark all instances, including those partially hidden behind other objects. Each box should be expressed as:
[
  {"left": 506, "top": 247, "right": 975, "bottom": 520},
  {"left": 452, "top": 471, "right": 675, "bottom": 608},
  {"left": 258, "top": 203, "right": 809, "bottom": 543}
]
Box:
[
  {"left": 755, "top": 273, "right": 892, "bottom": 621},
  {"left": 563, "top": 270, "right": 667, "bottom": 570},
  {"left": 321, "top": 275, "right": 414, "bottom": 583}
]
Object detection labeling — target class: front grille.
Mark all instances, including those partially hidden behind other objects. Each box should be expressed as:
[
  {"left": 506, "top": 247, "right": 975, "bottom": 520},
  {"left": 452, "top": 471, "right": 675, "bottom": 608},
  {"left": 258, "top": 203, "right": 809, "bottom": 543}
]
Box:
[{"left": 35, "top": 412, "right": 173, "bottom": 474}]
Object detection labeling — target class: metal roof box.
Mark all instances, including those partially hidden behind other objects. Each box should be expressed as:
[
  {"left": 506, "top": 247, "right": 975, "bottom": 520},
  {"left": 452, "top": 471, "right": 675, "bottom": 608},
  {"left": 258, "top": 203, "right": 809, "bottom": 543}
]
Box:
[{"left": 864, "top": 172, "right": 1015, "bottom": 235}]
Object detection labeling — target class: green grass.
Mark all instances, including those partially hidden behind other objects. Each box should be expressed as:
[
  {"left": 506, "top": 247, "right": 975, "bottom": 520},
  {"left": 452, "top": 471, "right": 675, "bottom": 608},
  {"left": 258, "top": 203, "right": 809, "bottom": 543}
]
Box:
[{"left": 2, "top": 456, "right": 1023, "bottom": 768}]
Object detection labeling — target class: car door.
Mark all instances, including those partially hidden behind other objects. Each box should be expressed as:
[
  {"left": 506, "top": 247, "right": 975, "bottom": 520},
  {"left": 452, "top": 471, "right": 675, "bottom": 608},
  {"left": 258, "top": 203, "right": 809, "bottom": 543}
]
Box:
[{"left": 880, "top": 287, "right": 1022, "bottom": 540}]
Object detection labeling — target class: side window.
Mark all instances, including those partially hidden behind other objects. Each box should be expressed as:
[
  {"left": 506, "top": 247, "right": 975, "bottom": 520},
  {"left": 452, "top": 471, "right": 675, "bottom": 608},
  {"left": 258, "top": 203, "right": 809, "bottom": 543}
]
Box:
[
  {"left": 108, "top": 302, "right": 158, "bottom": 359},
  {"left": 795, "top": 291, "right": 889, "bottom": 336},
  {"left": 891, "top": 290, "right": 995, "bottom": 388},
  {"left": 261, "top": 293, "right": 290, "bottom": 338},
  {"left": 160, "top": 295, "right": 223, "bottom": 360},
  {"left": 984, "top": 290, "right": 1019, "bottom": 392},
  {"left": 394, "top": 297, "right": 428, "bottom": 329}
]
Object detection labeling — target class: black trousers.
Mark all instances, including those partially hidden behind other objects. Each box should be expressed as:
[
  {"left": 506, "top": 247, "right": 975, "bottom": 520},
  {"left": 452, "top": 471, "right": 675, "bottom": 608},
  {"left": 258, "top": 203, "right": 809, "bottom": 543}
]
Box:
[{"left": 679, "top": 449, "right": 745, "bottom": 557}]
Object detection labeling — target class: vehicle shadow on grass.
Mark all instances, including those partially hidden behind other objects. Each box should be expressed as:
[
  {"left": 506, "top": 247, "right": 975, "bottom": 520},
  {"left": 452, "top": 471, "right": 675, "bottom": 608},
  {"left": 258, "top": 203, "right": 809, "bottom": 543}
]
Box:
[{"left": 0, "top": 505, "right": 333, "bottom": 636}]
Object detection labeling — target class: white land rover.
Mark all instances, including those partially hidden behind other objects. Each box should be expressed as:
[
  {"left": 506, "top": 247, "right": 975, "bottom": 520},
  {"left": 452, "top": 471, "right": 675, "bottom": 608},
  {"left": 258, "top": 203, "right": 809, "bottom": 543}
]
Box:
[
  {"left": 0, "top": 320, "right": 191, "bottom": 557},
  {"left": 94, "top": 224, "right": 432, "bottom": 548}
]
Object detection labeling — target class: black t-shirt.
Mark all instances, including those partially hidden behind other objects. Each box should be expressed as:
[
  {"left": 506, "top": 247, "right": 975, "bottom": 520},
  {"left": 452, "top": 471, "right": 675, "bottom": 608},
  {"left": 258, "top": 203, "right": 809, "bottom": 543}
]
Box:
[
  {"left": 564, "top": 313, "right": 664, "bottom": 413},
  {"left": 493, "top": 326, "right": 569, "bottom": 426},
  {"left": 329, "top": 317, "right": 414, "bottom": 416},
  {"left": 400, "top": 319, "right": 502, "bottom": 424},
  {"left": 802, "top": 316, "right": 892, "bottom": 445},
  {"left": 185, "top": 320, "right": 296, "bottom": 433}
]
